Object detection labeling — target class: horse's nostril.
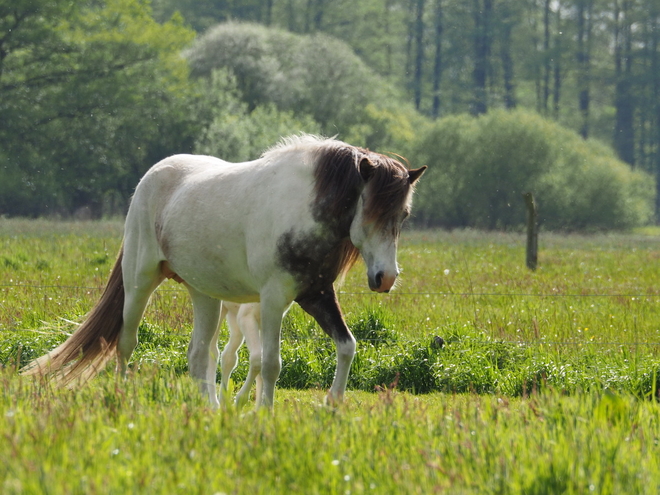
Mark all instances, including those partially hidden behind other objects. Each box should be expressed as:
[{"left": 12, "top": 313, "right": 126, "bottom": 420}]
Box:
[{"left": 375, "top": 271, "right": 384, "bottom": 288}]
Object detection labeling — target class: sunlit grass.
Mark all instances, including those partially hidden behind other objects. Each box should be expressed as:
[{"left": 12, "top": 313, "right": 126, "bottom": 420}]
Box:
[
  {"left": 2, "top": 219, "right": 660, "bottom": 492},
  {"left": 2, "top": 367, "right": 660, "bottom": 494},
  {"left": 2, "top": 219, "right": 660, "bottom": 397}
]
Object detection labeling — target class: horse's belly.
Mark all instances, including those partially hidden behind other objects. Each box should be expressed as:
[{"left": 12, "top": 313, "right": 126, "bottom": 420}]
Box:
[
  {"left": 162, "top": 258, "right": 260, "bottom": 303},
  {"left": 196, "top": 275, "right": 260, "bottom": 303},
  {"left": 190, "top": 272, "right": 260, "bottom": 303}
]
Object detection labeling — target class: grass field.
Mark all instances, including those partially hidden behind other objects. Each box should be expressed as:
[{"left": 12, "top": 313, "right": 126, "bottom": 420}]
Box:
[{"left": 1, "top": 219, "right": 660, "bottom": 493}]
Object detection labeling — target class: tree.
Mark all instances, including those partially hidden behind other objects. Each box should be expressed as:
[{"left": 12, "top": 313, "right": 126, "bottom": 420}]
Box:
[
  {"left": 495, "top": 0, "right": 518, "bottom": 109},
  {"left": 412, "top": 0, "right": 426, "bottom": 110},
  {"left": 431, "top": 0, "right": 444, "bottom": 117},
  {"left": 471, "top": 0, "right": 493, "bottom": 115},
  {"left": 576, "top": 0, "right": 593, "bottom": 139},
  {"left": 613, "top": 0, "right": 635, "bottom": 165},
  {"left": 185, "top": 22, "right": 397, "bottom": 133},
  {"left": 542, "top": 0, "right": 551, "bottom": 114},
  {"left": 0, "top": 0, "right": 196, "bottom": 216},
  {"left": 552, "top": 3, "right": 563, "bottom": 118}
]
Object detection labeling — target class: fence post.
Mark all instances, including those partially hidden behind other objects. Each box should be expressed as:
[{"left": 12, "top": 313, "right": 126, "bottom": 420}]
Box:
[{"left": 523, "top": 192, "right": 538, "bottom": 271}]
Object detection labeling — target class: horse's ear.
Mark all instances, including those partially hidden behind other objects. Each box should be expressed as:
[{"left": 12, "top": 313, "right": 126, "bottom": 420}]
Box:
[
  {"left": 408, "top": 166, "right": 427, "bottom": 184},
  {"left": 359, "top": 157, "right": 376, "bottom": 182}
]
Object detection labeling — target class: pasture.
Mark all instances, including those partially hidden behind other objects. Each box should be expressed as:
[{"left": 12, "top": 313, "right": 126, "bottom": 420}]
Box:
[{"left": 2, "top": 219, "right": 660, "bottom": 493}]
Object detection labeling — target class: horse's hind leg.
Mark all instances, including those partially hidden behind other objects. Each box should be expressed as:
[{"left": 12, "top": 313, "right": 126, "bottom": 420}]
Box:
[
  {"left": 220, "top": 302, "right": 243, "bottom": 405},
  {"left": 234, "top": 303, "right": 262, "bottom": 409},
  {"left": 117, "top": 257, "right": 164, "bottom": 377},
  {"left": 187, "top": 287, "right": 222, "bottom": 408},
  {"left": 206, "top": 303, "right": 226, "bottom": 397}
]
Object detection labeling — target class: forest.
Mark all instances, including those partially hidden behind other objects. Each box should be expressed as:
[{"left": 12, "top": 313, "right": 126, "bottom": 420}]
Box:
[{"left": 1, "top": 0, "right": 659, "bottom": 230}]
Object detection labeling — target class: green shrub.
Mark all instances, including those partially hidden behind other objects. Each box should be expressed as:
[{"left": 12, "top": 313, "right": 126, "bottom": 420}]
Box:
[
  {"left": 347, "top": 307, "right": 398, "bottom": 347},
  {"left": 186, "top": 22, "right": 392, "bottom": 133},
  {"left": 410, "top": 109, "right": 655, "bottom": 230},
  {"left": 193, "top": 70, "right": 321, "bottom": 162}
]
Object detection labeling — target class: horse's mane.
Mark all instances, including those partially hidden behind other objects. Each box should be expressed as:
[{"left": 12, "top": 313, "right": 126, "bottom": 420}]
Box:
[
  {"left": 358, "top": 150, "right": 411, "bottom": 232},
  {"left": 264, "top": 134, "right": 412, "bottom": 280},
  {"left": 262, "top": 133, "right": 330, "bottom": 155}
]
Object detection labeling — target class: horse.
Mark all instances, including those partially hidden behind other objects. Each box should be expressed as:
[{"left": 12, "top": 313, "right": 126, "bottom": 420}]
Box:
[
  {"left": 21, "top": 134, "right": 426, "bottom": 408},
  {"left": 219, "top": 301, "right": 263, "bottom": 408}
]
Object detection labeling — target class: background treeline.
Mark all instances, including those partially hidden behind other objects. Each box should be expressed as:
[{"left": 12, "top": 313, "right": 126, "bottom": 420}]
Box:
[{"left": 0, "top": 0, "right": 657, "bottom": 230}]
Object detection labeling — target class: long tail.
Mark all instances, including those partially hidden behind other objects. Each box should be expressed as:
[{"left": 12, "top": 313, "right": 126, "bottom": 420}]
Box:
[{"left": 21, "top": 248, "right": 125, "bottom": 384}]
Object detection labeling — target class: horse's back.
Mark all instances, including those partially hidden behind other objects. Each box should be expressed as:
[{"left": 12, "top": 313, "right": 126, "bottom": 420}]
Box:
[
  {"left": 128, "top": 151, "right": 314, "bottom": 302},
  {"left": 136, "top": 154, "right": 233, "bottom": 195}
]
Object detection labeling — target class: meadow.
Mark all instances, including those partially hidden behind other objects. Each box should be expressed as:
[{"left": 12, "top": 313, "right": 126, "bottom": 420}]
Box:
[{"left": 1, "top": 218, "right": 660, "bottom": 493}]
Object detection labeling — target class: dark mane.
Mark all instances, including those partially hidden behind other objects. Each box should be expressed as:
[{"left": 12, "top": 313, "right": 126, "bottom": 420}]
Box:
[
  {"left": 309, "top": 142, "right": 412, "bottom": 280},
  {"left": 312, "top": 144, "right": 364, "bottom": 222},
  {"left": 310, "top": 144, "right": 364, "bottom": 279},
  {"left": 358, "top": 149, "right": 412, "bottom": 232}
]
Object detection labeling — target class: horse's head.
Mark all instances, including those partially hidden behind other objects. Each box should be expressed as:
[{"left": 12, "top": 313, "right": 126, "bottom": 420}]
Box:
[{"left": 349, "top": 154, "right": 426, "bottom": 293}]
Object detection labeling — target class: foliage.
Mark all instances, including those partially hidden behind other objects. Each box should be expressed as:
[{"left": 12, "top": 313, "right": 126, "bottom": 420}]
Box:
[
  {"left": 410, "top": 109, "right": 655, "bottom": 230},
  {"left": 0, "top": 0, "right": 196, "bottom": 217},
  {"left": 185, "top": 22, "right": 409, "bottom": 143},
  {"left": 193, "top": 70, "right": 320, "bottom": 162},
  {"left": 2, "top": 3, "right": 658, "bottom": 228},
  {"left": 150, "top": 0, "right": 660, "bottom": 221}
]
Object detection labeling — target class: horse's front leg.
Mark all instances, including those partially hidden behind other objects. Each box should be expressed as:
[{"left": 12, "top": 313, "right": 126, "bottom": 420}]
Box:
[
  {"left": 296, "top": 289, "right": 356, "bottom": 406},
  {"left": 187, "top": 287, "right": 222, "bottom": 408},
  {"left": 259, "top": 288, "right": 292, "bottom": 409}
]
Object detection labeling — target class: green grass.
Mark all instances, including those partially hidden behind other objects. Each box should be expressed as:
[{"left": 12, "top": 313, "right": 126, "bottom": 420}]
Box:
[
  {"left": 2, "top": 368, "right": 660, "bottom": 494},
  {"left": 2, "top": 219, "right": 660, "bottom": 493},
  {"left": 2, "top": 220, "right": 660, "bottom": 396}
]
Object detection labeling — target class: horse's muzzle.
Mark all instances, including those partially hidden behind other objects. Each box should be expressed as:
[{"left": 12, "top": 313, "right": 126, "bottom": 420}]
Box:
[{"left": 369, "top": 270, "right": 397, "bottom": 293}]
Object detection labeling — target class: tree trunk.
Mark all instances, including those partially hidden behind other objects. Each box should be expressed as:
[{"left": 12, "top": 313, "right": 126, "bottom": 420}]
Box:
[
  {"left": 413, "top": 0, "right": 426, "bottom": 110},
  {"left": 305, "top": 0, "right": 313, "bottom": 32},
  {"left": 553, "top": 4, "right": 562, "bottom": 119},
  {"left": 432, "top": 0, "right": 443, "bottom": 117},
  {"left": 287, "top": 0, "right": 297, "bottom": 31},
  {"left": 313, "top": 0, "right": 325, "bottom": 30},
  {"left": 613, "top": 0, "right": 635, "bottom": 165},
  {"left": 527, "top": 0, "right": 542, "bottom": 112},
  {"left": 576, "top": 0, "right": 592, "bottom": 139},
  {"left": 651, "top": 1, "right": 660, "bottom": 220},
  {"left": 542, "top": 0, "right": 551, "bottom": 114},
  {"left": 472, "top": 0, "right": 492, "bottom": 115},
  {"left": 405, "top": 0, "right": 416, "bottom": 81},
  {"left": 384, "top": 0, "right": 394, "bottom": 76},
  {"left": 499, "top": 2, "right": 516, "bottom": 109},
  {"left": 264, "top": 0, "right": 274, "bottom": 25}
]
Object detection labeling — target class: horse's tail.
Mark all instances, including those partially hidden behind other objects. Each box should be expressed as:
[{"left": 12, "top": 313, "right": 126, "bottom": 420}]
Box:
[{"left": 21, "top": 248, "right": 125, "bottom": 384}]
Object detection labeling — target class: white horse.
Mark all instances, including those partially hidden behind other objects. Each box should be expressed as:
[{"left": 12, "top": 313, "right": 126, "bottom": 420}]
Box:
[{"left": 22, "top": 135, "right": 425, "bottom": 408}]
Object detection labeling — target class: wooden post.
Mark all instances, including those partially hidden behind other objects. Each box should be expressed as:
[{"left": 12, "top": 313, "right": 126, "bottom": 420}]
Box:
[{"left": 523, "top": 192, "right": 538, "bottom": 271}]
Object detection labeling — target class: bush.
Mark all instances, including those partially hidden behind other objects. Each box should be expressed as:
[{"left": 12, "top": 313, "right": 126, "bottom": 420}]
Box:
[
  {"left": 347, "top": 307, "right": 398, "bottom": 347},
  {"left": 185, "top": 21, "right": 413, "bottom": 146},
  {"left": 537, "top": 137, "right": 655, "bottom": 230},
  {"left": 410, "top": 109, "right": 655, "bottom": 230},
  {"left": 194, "top": 70, "right": 320, "bottom": 162}
]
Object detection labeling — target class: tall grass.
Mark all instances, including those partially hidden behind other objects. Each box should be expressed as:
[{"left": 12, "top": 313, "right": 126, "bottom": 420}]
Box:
[
  {"left": 3, "top": 219, "right": 660, "bottom": 492},
  {"left": 2, "top": 219, "right": 660, "bottom": 397},
  {"left": 2, "top": 368, "right": 660, "bottom": 494}
]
